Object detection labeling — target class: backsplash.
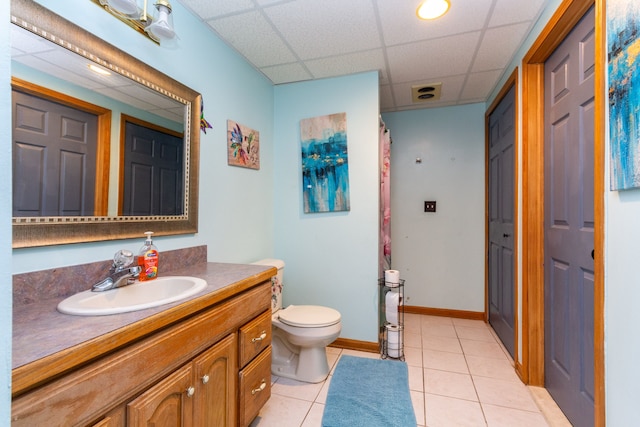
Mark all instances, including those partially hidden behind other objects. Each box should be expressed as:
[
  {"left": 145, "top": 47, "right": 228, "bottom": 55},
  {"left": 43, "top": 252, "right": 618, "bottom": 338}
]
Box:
[{"left": 13, "top": 245, "right": 207, "bottom": 307}]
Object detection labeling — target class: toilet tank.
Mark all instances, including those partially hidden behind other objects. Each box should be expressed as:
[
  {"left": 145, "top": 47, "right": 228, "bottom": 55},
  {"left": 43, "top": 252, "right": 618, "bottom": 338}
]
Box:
[{"left": 252, "top": 259, "right": 285, "bottom": 312}]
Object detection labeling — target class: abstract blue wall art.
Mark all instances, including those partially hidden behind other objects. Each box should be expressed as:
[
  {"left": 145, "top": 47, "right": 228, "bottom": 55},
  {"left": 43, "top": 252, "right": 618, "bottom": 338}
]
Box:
[
  {"left": 300, "top": 112, "right": 350, "bottom": 213},
  {"left": 608, "top": 0, "right": 640, "bottom": 190}
]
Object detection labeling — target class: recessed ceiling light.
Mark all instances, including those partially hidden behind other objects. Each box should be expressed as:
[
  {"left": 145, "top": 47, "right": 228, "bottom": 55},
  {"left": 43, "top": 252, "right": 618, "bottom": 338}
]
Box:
[
  {"left": 88, "top": 63, "right": 111, "bottom": 76},
  {"left": 416, "top": 0, "right": 450, "bottom": 20}
]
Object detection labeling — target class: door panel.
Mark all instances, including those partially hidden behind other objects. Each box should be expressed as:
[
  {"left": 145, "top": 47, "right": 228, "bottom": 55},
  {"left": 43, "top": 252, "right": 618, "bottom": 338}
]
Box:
[
  {"left": 488, "top": 85, "right": 516, "bottom": 357},
  {"left": 122, "top": 119, "right": 184, "bottom": 216},
  {"left": 12, "top": 90, "right": 97, "bottom": 216},
  {"left": 544, "top": 7, "right": 595, "bottom": 426}
]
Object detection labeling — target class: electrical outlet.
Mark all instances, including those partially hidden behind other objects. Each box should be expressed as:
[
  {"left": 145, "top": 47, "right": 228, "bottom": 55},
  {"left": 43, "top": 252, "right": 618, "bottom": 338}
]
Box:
[{"left": 424, "top": 201, "right": 436, "bottom": 212}]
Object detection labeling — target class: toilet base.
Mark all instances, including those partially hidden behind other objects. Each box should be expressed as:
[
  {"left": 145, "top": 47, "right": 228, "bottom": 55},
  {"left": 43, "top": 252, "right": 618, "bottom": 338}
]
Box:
[{"left": 271, "top": 329, "right": 332, "bottom": 383}]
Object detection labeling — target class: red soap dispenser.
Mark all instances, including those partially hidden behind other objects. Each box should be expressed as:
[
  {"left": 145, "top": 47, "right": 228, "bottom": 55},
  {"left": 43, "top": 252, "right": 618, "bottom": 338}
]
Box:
[{"left": 138, "top": 231, "right": 159, "bottom": 281}]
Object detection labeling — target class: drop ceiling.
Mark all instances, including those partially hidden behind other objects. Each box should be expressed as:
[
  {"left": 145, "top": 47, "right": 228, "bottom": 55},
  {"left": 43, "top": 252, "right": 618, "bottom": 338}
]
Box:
[{"left": 179, "top": 0, "right": 549, "bottom": 112}]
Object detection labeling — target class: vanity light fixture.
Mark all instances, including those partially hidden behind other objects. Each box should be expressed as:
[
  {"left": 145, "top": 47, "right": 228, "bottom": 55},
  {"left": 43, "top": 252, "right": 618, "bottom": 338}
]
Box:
[
  {"left": 416, "top": 0, "right": 451, "bottom": 20},
  {"left": 96, "top": 0, "right": 177, "bottom": 45}
]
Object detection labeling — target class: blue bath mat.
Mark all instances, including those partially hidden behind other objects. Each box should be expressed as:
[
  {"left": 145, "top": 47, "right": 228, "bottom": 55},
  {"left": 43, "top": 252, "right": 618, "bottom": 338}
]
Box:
[{"left": 322, "top": 355, "right": 417, "bottom": 427}]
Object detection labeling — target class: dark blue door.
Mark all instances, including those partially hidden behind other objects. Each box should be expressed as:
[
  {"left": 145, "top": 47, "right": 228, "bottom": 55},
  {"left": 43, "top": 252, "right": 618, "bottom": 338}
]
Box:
[{"left": 544, "top": 7, "right": 595, "bottom": 426}]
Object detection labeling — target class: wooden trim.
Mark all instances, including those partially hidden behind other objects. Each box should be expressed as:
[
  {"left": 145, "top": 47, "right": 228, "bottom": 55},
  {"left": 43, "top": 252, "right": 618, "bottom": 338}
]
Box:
[
  {"left": 329, "top": 338, "right": 378, "bottom": 353},
  {"left": 11, "top": 77, "right": 111, "bottom": 216},
  {"left": 484, "top": 68, "right": 520, "bottom": 374},
  {"left": 594, "top": 0, "right": 606, "bottom": 424},
  {"left": 522, "top": 0, "right": 604, "bottom": 425},
  {"left": 403, "top": 305, "right": 485, "bottom": 321}
]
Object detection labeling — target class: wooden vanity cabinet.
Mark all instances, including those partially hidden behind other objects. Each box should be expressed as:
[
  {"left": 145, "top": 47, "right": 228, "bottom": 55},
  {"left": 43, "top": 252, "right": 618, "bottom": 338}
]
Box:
[{"left": 11, "top": 281, "right": 271, "bottom": 427}]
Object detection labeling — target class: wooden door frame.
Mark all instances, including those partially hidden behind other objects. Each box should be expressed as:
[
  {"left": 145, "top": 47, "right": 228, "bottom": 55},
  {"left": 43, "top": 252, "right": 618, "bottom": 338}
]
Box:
[
  {"left": 521, "top": 0, "right": 605, "bottom": 425},
  {"left": 485, "top": 68, "right": 519, "bottom": 366}
]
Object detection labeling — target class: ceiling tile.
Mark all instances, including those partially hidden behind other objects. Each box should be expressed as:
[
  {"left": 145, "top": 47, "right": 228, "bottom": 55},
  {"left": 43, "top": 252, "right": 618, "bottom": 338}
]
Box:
[
  {"left": 207, "top": 11, "right": 297, "bottom": 67},
  {"left": 386, "top": 32, "right": 481, "bottom": 83},
  {"left": 377, "top": 0, "right": 493, "bottom": 46},
  {"left": 489, "top": 0, "right": 547, "bottom": 27},
  {"left": 379, "top": 84, "right": 394, "bottom": 111},
  {"left": 460, "top": 70, "right": 503, "bottom": 100},
  {"left": 472, "top": 22, "right": 530, "bottom": 72},
  {"left": 304, "top": 49, "right": 387, "bottom": 82},
  {"left": 180, "top": 0, "right": 254, "bottom": 20},
  {"left": 263, "top": 0, "right": 381, "bottom": 60},
  {"left": 259, "top": 63, "right": 313, "bottom": 84}
]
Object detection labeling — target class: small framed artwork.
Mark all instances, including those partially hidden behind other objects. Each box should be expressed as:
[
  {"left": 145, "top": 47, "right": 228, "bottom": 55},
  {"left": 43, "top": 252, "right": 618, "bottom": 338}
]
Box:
[
  {"left": 227, "top": 120, "right": 260, "bottom": 170},
  {"left": 300, "top": 112, "right": 350, "bottom": 213}
]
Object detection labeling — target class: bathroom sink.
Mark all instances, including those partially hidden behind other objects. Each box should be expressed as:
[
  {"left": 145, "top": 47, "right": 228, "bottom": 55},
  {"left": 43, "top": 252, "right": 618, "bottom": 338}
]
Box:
[{"left": 57, "top": 276, "right": 208, "bottom": 316}]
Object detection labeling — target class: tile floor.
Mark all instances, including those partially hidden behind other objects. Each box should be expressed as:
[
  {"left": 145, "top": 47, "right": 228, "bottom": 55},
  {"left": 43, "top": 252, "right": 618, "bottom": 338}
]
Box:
[{"left": 250, "top": 314, "right": 573, "bottom": 427}]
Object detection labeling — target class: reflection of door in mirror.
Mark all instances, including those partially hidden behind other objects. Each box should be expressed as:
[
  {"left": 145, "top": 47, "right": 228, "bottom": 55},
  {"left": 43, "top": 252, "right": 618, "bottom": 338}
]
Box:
[
  {"left": 120, "top": 115, "right": 184, "bottom": 216},
  {"left": 11, "top": 78, "right": 110, "bottom": 217}
]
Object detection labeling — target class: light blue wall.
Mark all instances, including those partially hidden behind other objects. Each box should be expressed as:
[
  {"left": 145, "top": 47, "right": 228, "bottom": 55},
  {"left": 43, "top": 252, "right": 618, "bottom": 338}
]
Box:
[
  {"left": 12, "top": 0, "right": 276, "bottom": 273},
  {"left": 273, "top": 72, "right": 380, "bottom": 342},
  {"left": 382, "top": 104, "right": 486, "bottom": 311},
  {"left": 1, "top": 0, "right": 12, "bottom": 422}
]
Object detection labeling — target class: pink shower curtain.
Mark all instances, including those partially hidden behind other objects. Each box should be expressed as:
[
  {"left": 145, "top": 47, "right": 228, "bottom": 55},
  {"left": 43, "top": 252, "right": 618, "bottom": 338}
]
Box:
[{"left": 379, "top": 119, "right": 391, "bottom": 278}]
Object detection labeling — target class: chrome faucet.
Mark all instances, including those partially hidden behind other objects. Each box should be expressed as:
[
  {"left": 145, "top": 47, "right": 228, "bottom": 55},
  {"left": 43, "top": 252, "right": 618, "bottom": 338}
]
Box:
[{"left": 92, "top": 250, "right": 142, "bottom": 292}]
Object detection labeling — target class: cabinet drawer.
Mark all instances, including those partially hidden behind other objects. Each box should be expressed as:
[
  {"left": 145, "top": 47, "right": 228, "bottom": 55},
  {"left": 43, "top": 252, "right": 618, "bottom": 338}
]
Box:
[
  {"left": 238, "top": 347, "right": 271, "bottom": 427},
  {"left": 238, "top": 310, "right": 271, "bottom": 368}
]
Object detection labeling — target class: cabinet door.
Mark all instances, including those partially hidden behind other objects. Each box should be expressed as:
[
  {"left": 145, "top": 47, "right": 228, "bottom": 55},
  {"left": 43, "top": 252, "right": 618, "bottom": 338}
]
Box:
[
  {"left": 192, "top": 333, "right": 238, "bottom": 427},
  {"left": 127, "top": 364, "right": 194, "bottom": 427},
  {"left": 238, "top": 347, "right": 272, "bottom": 427}
]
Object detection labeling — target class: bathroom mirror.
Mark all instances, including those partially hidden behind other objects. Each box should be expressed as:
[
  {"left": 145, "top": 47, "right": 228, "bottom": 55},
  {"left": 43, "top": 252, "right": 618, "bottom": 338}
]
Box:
[{"left": 11, "top": 0, "right": 200, "bottom": 248}]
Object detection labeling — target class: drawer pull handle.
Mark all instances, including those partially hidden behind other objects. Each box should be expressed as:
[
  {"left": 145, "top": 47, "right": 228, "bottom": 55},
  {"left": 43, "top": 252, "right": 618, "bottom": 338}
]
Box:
[
  {"left": 186, "top": 386, "right": 195, "bottom": 397},
  {"left": 251, "top": 380, "right": 267, "bottom": 395},
  {"left": 201, "top": 374, "right": 209, "bottom": 384},
  {"left": 251, "top": 331, "right": 267, "bottom": 343}
]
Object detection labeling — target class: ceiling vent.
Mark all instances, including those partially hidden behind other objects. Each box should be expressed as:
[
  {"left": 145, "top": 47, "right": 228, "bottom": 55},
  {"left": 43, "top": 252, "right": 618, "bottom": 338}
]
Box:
[{"left": 411, "top": 82, "right": 442, "bottom": 103}]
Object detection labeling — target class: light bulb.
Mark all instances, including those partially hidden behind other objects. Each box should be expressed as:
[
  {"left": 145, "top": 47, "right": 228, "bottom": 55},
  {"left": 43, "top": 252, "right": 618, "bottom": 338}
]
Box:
[{"left": 416, "top": 0, "right": 450, "bottom": 20}]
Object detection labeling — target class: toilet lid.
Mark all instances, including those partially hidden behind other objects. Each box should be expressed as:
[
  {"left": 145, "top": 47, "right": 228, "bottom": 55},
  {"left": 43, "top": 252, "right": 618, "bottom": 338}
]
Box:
[{"left": 278, "top": 305, "right": 341, "bottom": 327}]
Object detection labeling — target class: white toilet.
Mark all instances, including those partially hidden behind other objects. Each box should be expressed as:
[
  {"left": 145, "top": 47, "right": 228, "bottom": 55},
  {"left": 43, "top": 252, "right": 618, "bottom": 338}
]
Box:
[{"left": 253, "top": 259, "right": 342, "bottom": 383}]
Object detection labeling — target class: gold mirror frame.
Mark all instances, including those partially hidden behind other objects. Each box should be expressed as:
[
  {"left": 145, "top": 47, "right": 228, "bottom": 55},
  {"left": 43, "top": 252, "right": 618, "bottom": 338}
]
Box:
[{"left": 11, "top": 0, "right": 200, "bottom": 248}]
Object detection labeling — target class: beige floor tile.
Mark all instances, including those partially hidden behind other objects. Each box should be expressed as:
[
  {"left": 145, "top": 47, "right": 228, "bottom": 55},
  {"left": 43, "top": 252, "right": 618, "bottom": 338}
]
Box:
[
  {"left": 423, "top": 335, "right": 463, "bottom": 353},
  {"left": 423, "top": 349, "right": 469, "bottom": 373},
  {"left": 411, "top": 390, "right": 426, "bottom": 426},
  {"left": 482, "top": 403, "right": 550, "bottom": 427},
  {"left": 460, "top": 339, "right": 509, "bottom": 359},
  {"left": 473, "top": 376, "right": 539, "bottom": 412},
  {"left": 456, "top": 325, "right": 497, "bottom": 342},
  {"left": 421, "top": 315, "right": 454, "bottom": 326},
  {"left": 424, "top": 368, "right": 478, "bottom": 401},
  {"left": 404, "top": 345, "right": 423, "bottom": 367},
  {"left": 271, "top": 376, "right": 325, "bottom": 402},
  {"left": 425, "top": 393, "right": 486, "bottom": 427},
  {"left": 249, "top": 393, "right": 314, "bottom": 427},
  {"left": 301, "top": 403, "right": 325, "bottom": 427},
  {"left": 466, "top": 355, "right": 520, "bottom": 381},
  {"left": 314, "top": 375, "right": 332, "bottom": 404},
  {"left": 421, "top": 323, "right": 458, "bottom": 338},
  {"left": 405, "top": 331, "right": 423, "bottom": 348},
  {"left": 452, "top": 318, "right": 488, "bottom": 328},
  {"left": 408, "top": 364, "right": 424, "bottom": 392}
]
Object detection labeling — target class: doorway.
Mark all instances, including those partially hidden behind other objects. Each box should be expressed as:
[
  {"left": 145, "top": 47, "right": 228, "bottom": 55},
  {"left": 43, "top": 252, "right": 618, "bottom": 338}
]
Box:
[
  {"left": 521, "top": 0, "right": 604, "bottom": 425},
  {"left": 487, "top": 77, "right": 517, "bottom": 358}
]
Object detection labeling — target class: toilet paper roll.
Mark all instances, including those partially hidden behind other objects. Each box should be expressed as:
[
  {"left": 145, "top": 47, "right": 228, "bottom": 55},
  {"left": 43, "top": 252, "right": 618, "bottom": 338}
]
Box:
[
  {"left": 385, "top": 269, "right": 400, "bottom": 287},
  {"left": 386, "top": 324, "right": 403, "bottom": 358},
  {"left": 385, "top": 290, "right": 402, "bottom": 325}
]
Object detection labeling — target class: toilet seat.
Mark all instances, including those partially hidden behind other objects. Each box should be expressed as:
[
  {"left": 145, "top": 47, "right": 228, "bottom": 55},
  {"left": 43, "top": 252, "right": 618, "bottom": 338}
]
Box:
[{"left": 278, "top": 305, "right": 341, "bottom": 327}]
